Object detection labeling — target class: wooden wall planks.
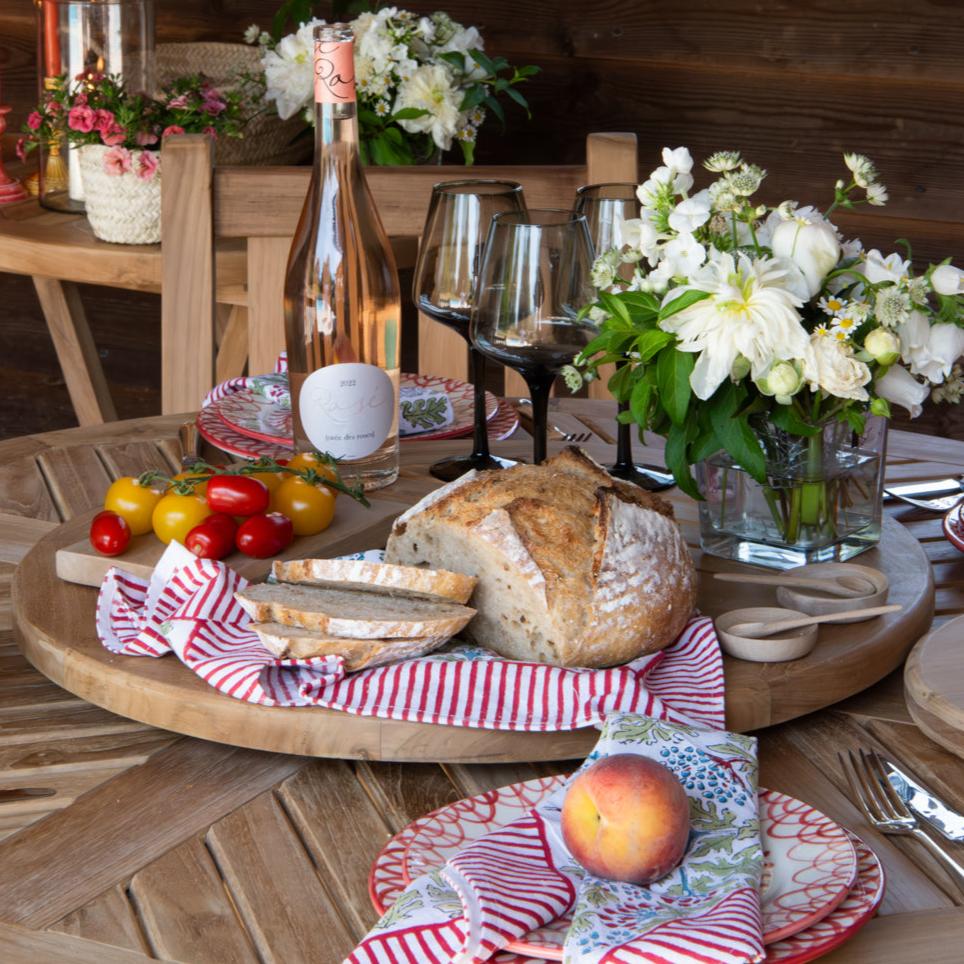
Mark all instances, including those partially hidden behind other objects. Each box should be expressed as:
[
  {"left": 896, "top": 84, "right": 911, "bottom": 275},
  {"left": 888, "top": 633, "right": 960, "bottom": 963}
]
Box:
[{"left": 0, "top": 0, "right": 962, "bottom": 437}]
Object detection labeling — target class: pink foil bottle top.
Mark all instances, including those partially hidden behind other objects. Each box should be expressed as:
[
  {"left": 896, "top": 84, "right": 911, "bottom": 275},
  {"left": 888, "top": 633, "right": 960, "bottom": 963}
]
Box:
[{"left": 314, "top": 24, "right": 356, "bottom": 104}]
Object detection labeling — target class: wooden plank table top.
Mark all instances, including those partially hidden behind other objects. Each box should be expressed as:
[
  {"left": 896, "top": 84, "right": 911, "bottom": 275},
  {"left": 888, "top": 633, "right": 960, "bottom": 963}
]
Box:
[{"left": 0, "top": 400, "right": 962, "bottom": 962}]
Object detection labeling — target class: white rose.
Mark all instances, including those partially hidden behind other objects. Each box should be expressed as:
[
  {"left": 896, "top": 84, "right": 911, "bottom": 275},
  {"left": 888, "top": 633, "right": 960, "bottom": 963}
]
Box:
[
  {"left": 931, "top": 264, "right": 962, "bottom": 296},
  {"left": 898, "top": 311, "right": 964, "bottom": 383},
  {"left": 875, "top": 364, "right": 929, "bottom": 417},
  {"left": 864, "top": 329, "right": 900, "bottom": 366},
  {"left": 770, "top": 219, "right": 841, "bottom": 299},
  {"left": 802, "top": 335, "right": 871, "bottom": 401}
]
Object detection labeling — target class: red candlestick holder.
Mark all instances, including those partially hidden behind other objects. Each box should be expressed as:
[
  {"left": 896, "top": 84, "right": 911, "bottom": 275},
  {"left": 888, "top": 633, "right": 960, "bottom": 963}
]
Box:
[{"left": 0, "top": 105, "right": 29, "bottom": 204}]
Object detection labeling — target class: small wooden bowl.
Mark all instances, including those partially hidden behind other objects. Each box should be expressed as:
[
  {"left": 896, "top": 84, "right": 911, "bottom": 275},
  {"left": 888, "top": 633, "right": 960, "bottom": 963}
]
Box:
[
  {"left": 716, "top": 607, "right": 819, "bottom": 663},
  {"left": 776, "top": 562, "right": 889, "bottom": 621}
]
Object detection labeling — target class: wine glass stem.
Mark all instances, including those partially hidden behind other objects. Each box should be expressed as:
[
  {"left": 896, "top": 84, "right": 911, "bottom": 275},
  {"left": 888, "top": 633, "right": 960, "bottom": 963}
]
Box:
[
  {"left": 613, "top": 402, "right": 633, "bottom": 470},
  {"left": 468, "top": 345, "right": 491, "bottom": 460},
  {"left": 523, "top": 371, "right": 555, "bottom": 464}
]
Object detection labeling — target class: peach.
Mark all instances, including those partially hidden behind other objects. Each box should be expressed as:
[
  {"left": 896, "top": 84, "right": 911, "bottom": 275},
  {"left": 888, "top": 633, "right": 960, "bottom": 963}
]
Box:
[{"left": 560, "top": 753, "right": 690, "bottom": 884}]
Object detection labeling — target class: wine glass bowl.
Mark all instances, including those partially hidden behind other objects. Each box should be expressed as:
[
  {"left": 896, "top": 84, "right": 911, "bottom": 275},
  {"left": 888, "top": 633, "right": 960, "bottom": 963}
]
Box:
[
  {"left": 413, "top": 179, "right": 525, "bottom": 481},
  {"left": 471, "top": 209, "right": 598, "bottom": 464},
  {"left": 573, "top": 182, "right": 675, "bottom": 492}
]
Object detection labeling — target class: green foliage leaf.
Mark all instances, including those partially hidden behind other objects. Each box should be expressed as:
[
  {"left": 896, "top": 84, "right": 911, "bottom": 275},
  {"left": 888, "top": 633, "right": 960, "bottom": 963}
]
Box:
[
  {"left": 656, "top": 347, "right": 694, "bottom": 427},
  {"left": 437, "top": 51, "right": 468, "bottom": 72},
  {"left": 458, "top": 84, "right": 486, "bottom": 112},
  {"left": 598, "top": 291, "right": 631, "bottom": 325},
  {"left": 770, "top": 405, "right": 822, "bottom": 437},
  {"left": 659, "top": 289, "right": 711, "bottom": 321},
  {"left": 665, "top": 422, "right": 702, "bottom": 500},
  {"left": 504, "top": 86, "right": 531, "bottom": 116},
  {"left": 391, "top": 107, "right": 431, "bottom": 121},
  {"left": 630, "top": 377, "right": 652, "bottom": 426},
  {"left": 710, "top": 383, "right": 767, "bottom": 482},
  {"left": 483, "top": 94, "right": 505, "bottom": 126},
  {"left": 635, "top": 328, "right": 674, "bottom": 362}
]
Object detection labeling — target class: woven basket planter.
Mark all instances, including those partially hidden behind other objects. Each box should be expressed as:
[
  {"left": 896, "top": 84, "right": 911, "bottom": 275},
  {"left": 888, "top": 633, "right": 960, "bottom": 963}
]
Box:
[
  {"left": 155, "top": 42, "right": 311, "bottom": 166},
  {"left": 79, "top": 145, "right": 161, "bottom": 245}
]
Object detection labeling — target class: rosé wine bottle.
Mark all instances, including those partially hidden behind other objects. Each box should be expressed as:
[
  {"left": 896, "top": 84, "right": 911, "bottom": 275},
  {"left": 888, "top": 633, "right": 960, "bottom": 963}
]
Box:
[{"left": 284, "top": 23, "right": 400, "bottom": 490}]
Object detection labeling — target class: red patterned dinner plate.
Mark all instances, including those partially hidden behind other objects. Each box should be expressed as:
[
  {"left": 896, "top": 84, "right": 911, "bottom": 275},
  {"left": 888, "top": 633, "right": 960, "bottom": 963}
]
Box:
[
  {"left": 369, "top": 776, "right": 873, "bottom": 961},
  {"left": 943, "top": 502, "right": 964, "bottom": 553},
  {"left": 197, "top": 397, "right": 520, "bottom": 461},
  {"left": 211, "top": 372, "right": 499, "bottom": 446}
]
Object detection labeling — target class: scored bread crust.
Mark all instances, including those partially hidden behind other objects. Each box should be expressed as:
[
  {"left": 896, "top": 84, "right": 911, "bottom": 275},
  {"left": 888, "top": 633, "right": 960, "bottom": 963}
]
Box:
[
  {"left": 384, "top": 447, "right": 696, "bottom": 668},
  {"left": 252, "top": 623, "right": 450, "bottom": 669},
  {"left": 234, "top": 584, "right": 476, "bottom": 640},
  {"left": 271, "top": 558, "right": 476, "bottom": 604}
]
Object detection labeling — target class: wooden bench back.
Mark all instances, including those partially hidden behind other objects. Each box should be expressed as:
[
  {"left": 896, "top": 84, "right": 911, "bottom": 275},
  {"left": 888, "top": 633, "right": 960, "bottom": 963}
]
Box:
[{"left": 160, "top": 132, "right": 637, "bottom": 414}]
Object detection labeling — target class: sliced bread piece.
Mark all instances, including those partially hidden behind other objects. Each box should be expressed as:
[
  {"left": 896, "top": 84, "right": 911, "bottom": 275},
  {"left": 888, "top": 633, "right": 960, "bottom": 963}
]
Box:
[
  {"left": 235, "top": 583, "right": 476, "bottom": 640},
  {"left": 253, "top": 623, "right": 450, "bottom": 670},
  {"left": 271, "top": 558, "right": 476, "bottom": 604}
]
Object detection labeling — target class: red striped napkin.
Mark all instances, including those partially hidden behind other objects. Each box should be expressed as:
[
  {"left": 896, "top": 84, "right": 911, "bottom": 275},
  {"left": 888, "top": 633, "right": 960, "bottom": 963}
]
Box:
[
  {"left": 96, "top": 543, "right": 724, "bottom": 732},
  {"left": 349, "top": 716, "right": 762, "bottom": 964}
]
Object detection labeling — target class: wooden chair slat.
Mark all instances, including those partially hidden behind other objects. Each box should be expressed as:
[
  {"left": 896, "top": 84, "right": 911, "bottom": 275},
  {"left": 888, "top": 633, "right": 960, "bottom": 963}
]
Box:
[
  {"left": 0, "top": 920, "right": 164, "bottom": 964},
  {"left": 49, "top": 884, "right": 150, "bottom": 954}
]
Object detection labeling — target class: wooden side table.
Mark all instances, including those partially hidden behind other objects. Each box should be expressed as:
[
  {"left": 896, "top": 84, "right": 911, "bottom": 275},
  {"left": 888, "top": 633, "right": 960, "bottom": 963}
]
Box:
[{"left": 0, "top": 198, "right": 246, "bottom": 426}]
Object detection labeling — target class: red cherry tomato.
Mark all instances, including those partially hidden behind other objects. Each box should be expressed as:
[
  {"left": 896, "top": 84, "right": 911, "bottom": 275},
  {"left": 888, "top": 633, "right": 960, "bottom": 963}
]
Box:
[
  {"left": 206, "top": 475, "right": 270, "bottom": 517},
  {"left": 89, "top": 510, "right": 132, "bottom": 556},
  {"left": 235, "top": 512, "right": 294, "bottom": 558},
  {"left": 185, "top": 515, "right": 237, "bottom": 560}
]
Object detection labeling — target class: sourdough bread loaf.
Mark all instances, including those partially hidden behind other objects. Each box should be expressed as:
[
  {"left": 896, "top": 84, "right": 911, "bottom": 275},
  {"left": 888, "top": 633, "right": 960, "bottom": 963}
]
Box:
[
  {"left": 252, "top": 623, "right": 450, "bottom": 668},
  {"left": 384, "top": 447, "right": 696, "bottom": 668},
  {"left": 271, "top": 558, "right": 476, "bottom": 604}
]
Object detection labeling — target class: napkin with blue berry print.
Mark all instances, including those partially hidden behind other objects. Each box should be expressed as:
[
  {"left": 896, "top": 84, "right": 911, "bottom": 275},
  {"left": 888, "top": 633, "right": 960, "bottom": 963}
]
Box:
[{"left": 348, "top": 714, "right": 763, "bottom": 964}]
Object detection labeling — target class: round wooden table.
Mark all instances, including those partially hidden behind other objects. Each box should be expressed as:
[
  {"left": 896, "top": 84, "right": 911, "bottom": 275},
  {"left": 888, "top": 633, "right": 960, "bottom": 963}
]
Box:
[{"left": 0, "top": 404, "right": 962, "bottom": 961}]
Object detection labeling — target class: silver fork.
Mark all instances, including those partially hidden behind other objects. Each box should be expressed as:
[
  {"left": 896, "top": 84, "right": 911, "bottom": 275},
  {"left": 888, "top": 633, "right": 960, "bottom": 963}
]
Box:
[{"left": 840, "top": 748, "right": 964, "bottom": 887}]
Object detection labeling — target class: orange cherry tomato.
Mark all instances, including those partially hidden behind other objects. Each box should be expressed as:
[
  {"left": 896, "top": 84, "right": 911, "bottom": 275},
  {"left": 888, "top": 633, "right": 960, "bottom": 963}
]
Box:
[
  {"left": 271, "top": 476, "right": 337, "bottom": 536},
  {"left": 104, "top": 476, "right": 163, "bottom": 536},
  {"left": 172, "top": 467, "right": 214, "bottom": 495},
  {"left": 152, "top": 491, "right": 213, "bottom": 545}
]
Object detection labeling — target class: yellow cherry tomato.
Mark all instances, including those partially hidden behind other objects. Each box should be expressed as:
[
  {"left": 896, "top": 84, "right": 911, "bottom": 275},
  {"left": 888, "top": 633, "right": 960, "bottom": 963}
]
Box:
[
  {"left": 104, "top": 476, "right": 164, "bottom": 536},
  {"left": 152, "top": 491, "right": 213, "bottom": 545},
  {"left": 245, "top": 467, "right": 284, "bottom": 494},
  {"left": 271, "top": 476, "right": 336, "bottom": 536},
  {"left": 286, "top": 452, "right": 339, "bottom": 494}
]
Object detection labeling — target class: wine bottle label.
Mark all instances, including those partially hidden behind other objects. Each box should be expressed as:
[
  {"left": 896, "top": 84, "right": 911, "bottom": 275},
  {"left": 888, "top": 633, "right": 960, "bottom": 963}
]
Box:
[
  {"left": 298, "top": 363, "right": 394, "bottom": 460},
  {"left": 314, "top": 39, "right": 356, "bottom": 105}
]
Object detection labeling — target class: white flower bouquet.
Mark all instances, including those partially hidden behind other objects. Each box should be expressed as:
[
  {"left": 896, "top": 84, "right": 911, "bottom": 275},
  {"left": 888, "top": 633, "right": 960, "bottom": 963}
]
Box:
[
  {"left": 245, "top": 3, "right": 538, "bottom": 165},
  {"left": 574, "top": 147, "right": 963, "bottom": 558}
]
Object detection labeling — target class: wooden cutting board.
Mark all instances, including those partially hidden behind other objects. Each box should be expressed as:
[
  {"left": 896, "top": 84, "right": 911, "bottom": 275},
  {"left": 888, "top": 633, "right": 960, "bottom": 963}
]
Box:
[
  {"left": 55, "top": 493, "right": 407, "bottom": 587},
  {"left": 905, "top": 615, "right": 964, "bottom": 759}
]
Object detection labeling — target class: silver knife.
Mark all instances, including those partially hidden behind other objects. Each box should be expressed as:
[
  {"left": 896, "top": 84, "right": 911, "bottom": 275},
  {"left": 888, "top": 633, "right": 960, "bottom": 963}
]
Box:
[{"left": 884, "top": 759, "right": 964, "bottom": 841}]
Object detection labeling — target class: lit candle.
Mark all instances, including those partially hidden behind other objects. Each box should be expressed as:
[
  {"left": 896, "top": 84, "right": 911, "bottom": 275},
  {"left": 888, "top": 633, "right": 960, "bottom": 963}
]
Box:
[{"left": 42, "top": 0, "right": 61, "bottom": 78}]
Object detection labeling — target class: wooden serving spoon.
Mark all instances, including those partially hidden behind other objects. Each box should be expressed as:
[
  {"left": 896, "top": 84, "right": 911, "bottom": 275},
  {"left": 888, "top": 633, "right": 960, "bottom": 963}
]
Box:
[
  {"left": 713, "top": 571, "right": 877, "bottom": 599},
  {"left": 727, "top": 603, "right": 903, "bottom": 639}
]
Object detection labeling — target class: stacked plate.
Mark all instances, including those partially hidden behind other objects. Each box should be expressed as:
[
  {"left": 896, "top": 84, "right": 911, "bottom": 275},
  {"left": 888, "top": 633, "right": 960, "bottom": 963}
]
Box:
[
  {"left": 198, "top": 373, "right": 520, "bottom": 461},
  {"left": 369, "top": 776, "right": 884, "bottom": 964}
]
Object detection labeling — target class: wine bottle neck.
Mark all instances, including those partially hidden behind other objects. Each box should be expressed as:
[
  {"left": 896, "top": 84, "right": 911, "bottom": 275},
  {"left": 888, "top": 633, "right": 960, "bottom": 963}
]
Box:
[{"left": 313, "top": 31, "right": 360, "bottom": 167}]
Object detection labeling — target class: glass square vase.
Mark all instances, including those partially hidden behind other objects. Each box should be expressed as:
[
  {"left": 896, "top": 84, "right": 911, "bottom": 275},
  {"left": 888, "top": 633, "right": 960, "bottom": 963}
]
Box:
[{"left": 695, "top": 416, "right": 887, "bottom": 569}]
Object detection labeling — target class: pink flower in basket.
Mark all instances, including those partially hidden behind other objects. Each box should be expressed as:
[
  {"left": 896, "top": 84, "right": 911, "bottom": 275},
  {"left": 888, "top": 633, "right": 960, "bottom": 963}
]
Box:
[
  {"left": 201, "top": 96, "right": 227, "bottom": 116},
  {"left": 68, "top": 105, "right": 96, "bottom": 133},
  {"left": 100, "top": 124, "right": 127, "bottom": 147},
  {"left": 93, "top": 109, "right": 115, "bottom": 134},
  {"left": 136, "top": 150, "right": 159, "bottom": 181},
  {"left": 202, "top": 126, "right": 218, "bottom": 140},
  {"left": 167, "top": 93, "right": 191, "bottom": 109},
  {"left": 162, "top": 125, "right": 185, "bottom": 138},
  {"left": 136, "top": 129, "right": 159, "bottom": 147},
  {"left": 26, "top": 111, "right": 42, "bottom": 131},
  {"left": 103, "top": 146, "right": 133, "bottom": 176},
  {"left": 15, "top": 137, "right": 26, "bottom": 162}
]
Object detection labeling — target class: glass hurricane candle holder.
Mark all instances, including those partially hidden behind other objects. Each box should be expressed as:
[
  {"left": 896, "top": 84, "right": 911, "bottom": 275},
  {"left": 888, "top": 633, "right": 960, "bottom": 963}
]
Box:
[{"left": 36, "top": 0, "right": 155, "bottom": 213}]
